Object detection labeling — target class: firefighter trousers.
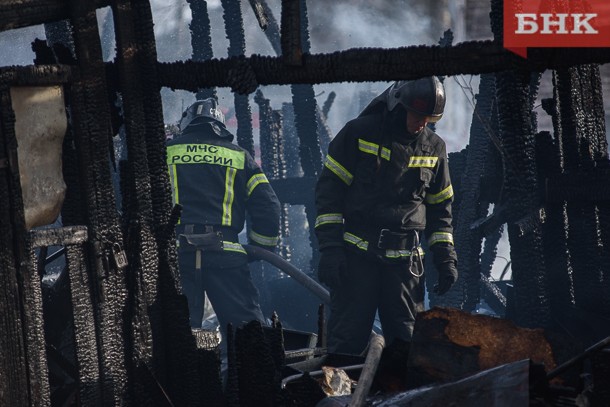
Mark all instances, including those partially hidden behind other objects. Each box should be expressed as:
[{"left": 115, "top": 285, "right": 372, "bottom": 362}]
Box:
[
  {"left": 326, "top": 249, "right": 425, "bottom": 355},
  {"left": 178, "top": 249, "right": 266, "bottom": 337}
]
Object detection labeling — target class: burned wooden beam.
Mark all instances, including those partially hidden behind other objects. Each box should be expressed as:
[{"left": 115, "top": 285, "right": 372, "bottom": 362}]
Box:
[
  {"left": 248, "top": 0, "right": 281, "bottom": 55},
  {"left": 157, "top": 44, "right": 610, "bottom": 92},
  {"left": 452, "top": 73, "right": 497, "bottom": 311},
  {"left": 280, "top": 0, "right": 302, "bottom": 66},
  {"left": 545, "top": 169, "right": 610, "bottom": 202},
  {"left": 29, "top": 226, "right": 88, "bottom": 247},
  {"left": 480, "top": 274, "right": 507, "bottom": 315},
  {"left": 0, "top": 76, "right": 46, "bottom": 406},
  {"left": 187, "top": 0, "right": 216, "bottom": 100},
  {"left": 0, "top": 65, "right": 71, "bottom": 86},
  {"left": 0, "top": 0, "right": 108, "bottom": 31}
]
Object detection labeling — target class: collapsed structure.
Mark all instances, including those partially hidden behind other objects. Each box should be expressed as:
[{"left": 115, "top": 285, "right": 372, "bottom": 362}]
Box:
[{"left": 1, "top": 0, "right": 610, "bottom": 406}]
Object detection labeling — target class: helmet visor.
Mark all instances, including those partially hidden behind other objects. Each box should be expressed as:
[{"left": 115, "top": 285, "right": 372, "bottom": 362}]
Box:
[{"left": 426, "top": 114, "right": 442, "bottom": 123}]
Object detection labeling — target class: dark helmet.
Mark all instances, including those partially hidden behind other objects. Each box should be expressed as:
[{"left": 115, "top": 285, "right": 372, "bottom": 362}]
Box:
[
  {"left": 179, "top": 98, "right": 233, "bottom": 138},
  {"left": 386, "top": 76, "right": 445, "bottom": 122}
]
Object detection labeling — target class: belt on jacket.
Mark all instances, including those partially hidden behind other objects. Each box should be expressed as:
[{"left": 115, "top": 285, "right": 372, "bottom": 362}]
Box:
[
  {"left": 176, "top": 223, "right": 240, "bottom": 243},
  {"left": 344, "top": 224, "right": 421, "bottom": 251},
  {"left": 376, "top": 229, "right": 421, "bottom": 250},
  {"left": 176, "top": 223, "right": 244, "bottom": 256}
]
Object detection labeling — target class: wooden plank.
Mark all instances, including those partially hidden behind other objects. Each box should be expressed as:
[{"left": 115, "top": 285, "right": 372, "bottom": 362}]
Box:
[
  {"left": 0, "top": 0, "right": 108, "bottom": 32},
  {"left": 156, "top": 44, "right": 610, "bottom": 92}
]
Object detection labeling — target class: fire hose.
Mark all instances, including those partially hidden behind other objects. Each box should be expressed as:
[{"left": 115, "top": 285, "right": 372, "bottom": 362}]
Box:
[{"left": 243, "top": 244, "right": 331, "bottom": 305}]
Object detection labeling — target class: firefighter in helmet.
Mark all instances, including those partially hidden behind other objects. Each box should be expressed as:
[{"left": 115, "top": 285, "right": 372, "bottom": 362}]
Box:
[
  {"left": 315, "top": 76, "right": 458, "bottom": 355},
  {"left": 167, "top": 98, "right": 280, "bottom": 336}
]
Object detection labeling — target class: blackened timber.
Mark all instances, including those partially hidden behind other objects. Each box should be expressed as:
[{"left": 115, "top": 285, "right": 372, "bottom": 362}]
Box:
[
  {"left": 64, "top": 244, "right": 103, "bottom": 405},
  {"left": 130, "top": 1, "right": 200, "bottom": 400},
  {"left": 0, "top": 84, "right": 31, "bottom": 406},
  {"left": 536, "top": 128, "right": 574, "bottom": 321},
  {"left": 187, "top": 0, "right": 216, "bottom": 100},
  {"left": 491, "top": 0, "right": 550, "bottom": 328},
  {"left": 68, "top": 0, "right": 128, "bottom": 403},
  {"left": 0, "top": 0, "right": 110, "bottom": 31},
  {"left": 452, "top": 74, "right": 496, "bottom": 311},
  {"left": 480, "top": 274, "right": 507, "bottom": 315},
  {"left": 29, "top": 226, "right": 88, "bottom": 247},
  {"left": 24, "top": 236, "right": 51, "bottom": 406},
  {"left": 132, "top": 0, "right": 177, "bottom": 250},
  {"left": 248, "top": 0, "right": 281, "bottom": 55},
  {"left": 269, "top": 177, "right": 317, "bottom": 205},
  {"left": 321, "top": 91, "right": 336, "bottom": 118},
  {"left": 156, "top": 44, "right": 610, "bottom": 92},
  {"left": 221, "top": 0, "right": 255, "bottom": 156},
  {"left": 281, "top": 0, "right": 302, "bottom": 66},
  {"left": 111, "top": 0, "right": 182, "bottom": 404},
  {"left": 556, "top": 65, "right": 610, "bottom": 317},
  {"left": 0, "top": 65, "right": 71, "bottom": 85}
]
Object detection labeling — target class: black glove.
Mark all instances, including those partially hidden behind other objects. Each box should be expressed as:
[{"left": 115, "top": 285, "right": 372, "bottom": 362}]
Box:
[
  {"left": 317, "top": 247, "right": 347, "bottom": 289},
  {"left": 433, "top": 261, "right": 458, "bottom": 295}
]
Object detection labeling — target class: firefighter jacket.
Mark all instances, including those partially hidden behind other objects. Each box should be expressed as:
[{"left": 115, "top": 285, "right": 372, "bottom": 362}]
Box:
[
  {"left": 167, "top": 127, "right": 281, "bottom": 254},
  {"left": 315, "top": 111, "right": 457, "bottom": 265}
]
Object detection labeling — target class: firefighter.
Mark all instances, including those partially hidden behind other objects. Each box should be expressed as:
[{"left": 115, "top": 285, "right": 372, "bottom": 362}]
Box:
[
  {"left": 315, "top": 76, "right": 458, "bottom": 355},
  {"left": 167, "top": 98, "right": 281, "bottom": 336}
]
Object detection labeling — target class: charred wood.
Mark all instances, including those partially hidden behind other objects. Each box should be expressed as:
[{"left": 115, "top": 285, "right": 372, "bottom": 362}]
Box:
[
  {"left": 187, "top": 0, "right": 216, "bottom": 100},
  {"left": 249, "top": 0, "right": 282, "bottom": 61},
  {"left": 111, "top": 1, "right": 172, "bottom": 404},
  {"left": 254, "top": 90, "right": 290, "bottom": 261},
  {"left": 193, "top": 329, "right": 224, "bottom": 407},
  {"left": 225, "top": 323, "right": 240, "bottom": 407},
  {"left": 321, "top": 91, "right": 336, "bottom": 119},
  {"left": 592, "top": 348, "right": 610, "bottom": 406},
  {"left": 316, "top": 105, "right": 332, "bottom": 157},
  {"left": 281, "top": 103, "right": 302, "bottom": 177},
  {"left": 491, "top": 0, "right": 550, "bottom": 328},
  {"left": 63, "top": 244, "right": 103, "bottom": 405},
  {"left": 480, "top": 274, "right": 507, "bottom": 316},
  {"left": 156, "top": 45, "right": 610, "bottom": 92},
  {"left": 221, "top": 0, "right": 255, "bottom": 156},
  {"left": 480, "top": 224, "right": 503, "bottom": 278},
  {"left": 30, "top": 226, "right": 88, "bottom": 248},
  {"left": 236, "top": 321, "right": 277, "bottom": 407},
  {"left": 67, "top": 0, "right": 130, "bottom": 403},
  {"left": 0, "top": 85, "right": 45, "bottom": 406},
  {"left": 317, "top": 303, "right": 325, "bottom": 349},
  {"left": 0, "top": 0, "right": 104, "bottom": 32},
  {"left": 453, "top": 73, "right": 497, "bottom": 311},
  {"left": 536, "top": 129, "right": 574, "bottom": 319},
  {"left": 0, "top": 65, "right": 71, "bottom": 86},
  {"left": 556, "top": 64, "right": 610, "bottom": 318},
  {"left": 280, "top": 0, "right": 302, "bottom": 66}
]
